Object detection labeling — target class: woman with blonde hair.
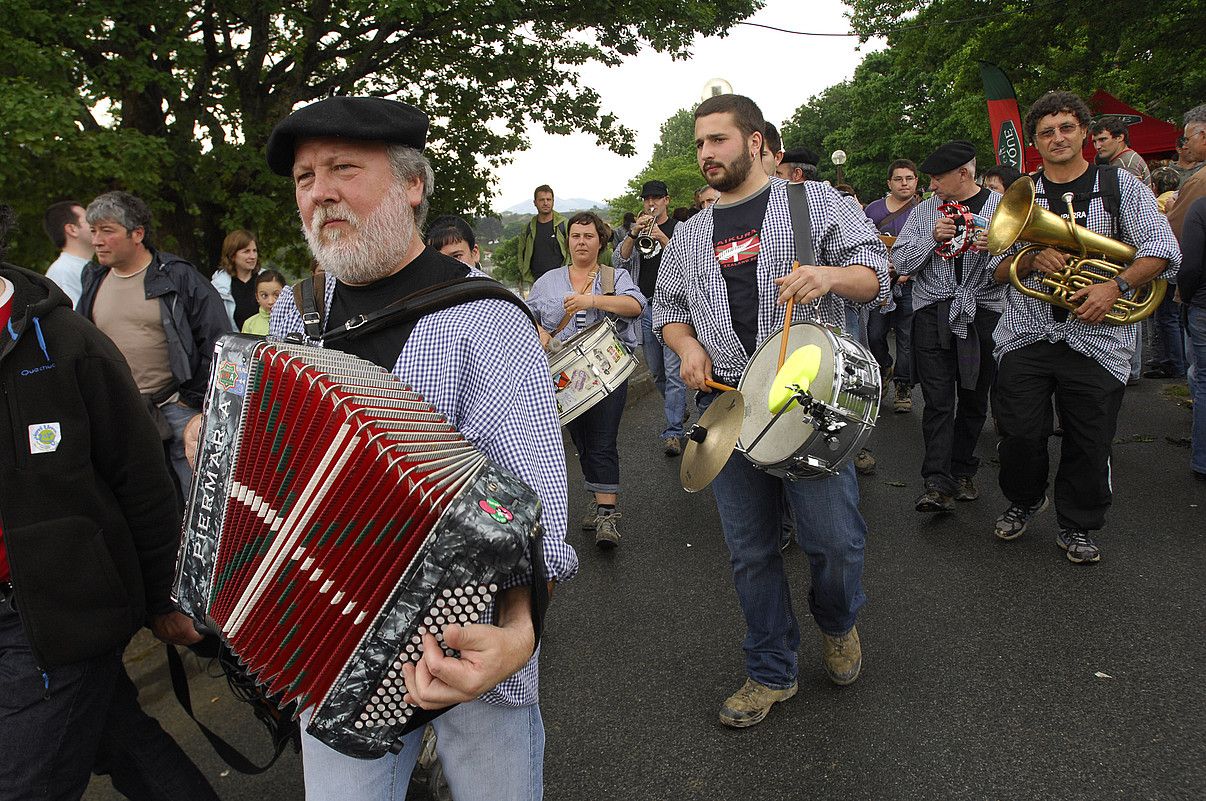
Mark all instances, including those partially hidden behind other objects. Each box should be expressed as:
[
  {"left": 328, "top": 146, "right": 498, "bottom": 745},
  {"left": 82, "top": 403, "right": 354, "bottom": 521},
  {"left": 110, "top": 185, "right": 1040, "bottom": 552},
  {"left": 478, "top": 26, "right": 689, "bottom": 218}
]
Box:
[{"left": 211, "top": 229, "right": 260, "bottom": 329}]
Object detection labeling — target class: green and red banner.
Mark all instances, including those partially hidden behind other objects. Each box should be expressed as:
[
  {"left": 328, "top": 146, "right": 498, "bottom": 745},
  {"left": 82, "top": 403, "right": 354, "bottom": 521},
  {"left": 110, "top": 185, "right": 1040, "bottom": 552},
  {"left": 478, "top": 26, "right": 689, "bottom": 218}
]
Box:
[{"left": 978, "top": 62, "right": 1025, "bottom": 171}]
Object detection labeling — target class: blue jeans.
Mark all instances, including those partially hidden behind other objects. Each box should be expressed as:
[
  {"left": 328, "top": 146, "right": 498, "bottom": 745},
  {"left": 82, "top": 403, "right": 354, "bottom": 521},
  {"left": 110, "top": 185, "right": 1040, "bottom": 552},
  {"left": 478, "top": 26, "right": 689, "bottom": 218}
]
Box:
[
  {"left": 641, "top": 305, "right": 686, "bottom": 438},
  {"left": 867, "top": 281, "right": 914, "bottom": 385},
  {"left": 1187, "top": 306, "right": 1206, "bottom": 474},
  {"left": 161, "top": 400, "right": 199, "bottom": 497},
  {"left": 699, "top": 395, "right": 867, "bottom": 689},
  {"left": 1130, "top": 325, "right": 1143, "bottom": 381},
  {"left": 565, "top": 380, "right": 627, "bottom": 494},
  {"left": 301, "top": 700, "right": 545, "bottom": 801},
  {"left": 1150, "top": 291, "right": 1186, "bottom": 374}
]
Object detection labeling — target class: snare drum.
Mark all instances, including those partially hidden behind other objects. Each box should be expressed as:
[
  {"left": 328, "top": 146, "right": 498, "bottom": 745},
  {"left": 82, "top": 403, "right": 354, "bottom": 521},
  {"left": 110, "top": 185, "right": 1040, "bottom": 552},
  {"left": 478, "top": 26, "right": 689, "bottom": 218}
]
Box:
[
  {"left": 737, "top": 321, "right": 880, "bottom": 479},
  {"left": 548, "top": 319, "right": 635, "bottom": 426}
]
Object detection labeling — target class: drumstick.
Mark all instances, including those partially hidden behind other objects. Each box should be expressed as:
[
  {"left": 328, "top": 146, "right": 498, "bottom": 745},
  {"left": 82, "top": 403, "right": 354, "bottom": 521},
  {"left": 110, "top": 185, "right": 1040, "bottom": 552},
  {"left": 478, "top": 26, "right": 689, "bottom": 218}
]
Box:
[
  {"left": 705, "top": 380, "right": 737, "bottom": 393},
  {"left": 777, "top": 261, "right": 800, "bottom": 371}
]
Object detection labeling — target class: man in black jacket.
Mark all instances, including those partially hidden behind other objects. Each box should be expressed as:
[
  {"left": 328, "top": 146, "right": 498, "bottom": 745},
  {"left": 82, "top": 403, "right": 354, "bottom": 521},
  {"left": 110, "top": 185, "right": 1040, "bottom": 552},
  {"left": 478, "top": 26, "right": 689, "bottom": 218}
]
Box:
[
  {"left": 76, "top": 192, "right": 231, "bottom": 500},
  {"left": 0, "top": 204, "right": 216, "bottom": 800}
]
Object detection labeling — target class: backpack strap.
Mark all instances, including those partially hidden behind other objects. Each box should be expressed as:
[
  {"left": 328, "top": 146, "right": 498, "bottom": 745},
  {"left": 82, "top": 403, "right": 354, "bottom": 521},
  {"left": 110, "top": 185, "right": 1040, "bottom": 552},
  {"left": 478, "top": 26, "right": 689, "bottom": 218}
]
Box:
[
  {"left": 599, "top": 264, "right": 616, "bottom": 295},
  {"left": 1097, "top": 165, "right": 1123, "bottom": 239},
  {"left": 292, "top": 273, "right": 327, "bottom": 340}
]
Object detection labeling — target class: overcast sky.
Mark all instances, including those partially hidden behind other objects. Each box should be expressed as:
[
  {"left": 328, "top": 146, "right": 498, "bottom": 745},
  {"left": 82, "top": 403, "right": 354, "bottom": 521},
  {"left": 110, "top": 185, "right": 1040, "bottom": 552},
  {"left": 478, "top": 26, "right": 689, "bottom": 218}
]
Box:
[{"left": 490, "top": 0, "right": 883, "bottom": 212}]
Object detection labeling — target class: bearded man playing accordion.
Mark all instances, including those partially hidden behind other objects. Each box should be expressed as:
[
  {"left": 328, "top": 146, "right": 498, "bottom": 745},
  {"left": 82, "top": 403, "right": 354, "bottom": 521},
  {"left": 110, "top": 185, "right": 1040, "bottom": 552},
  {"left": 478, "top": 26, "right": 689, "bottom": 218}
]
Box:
[
  {"left": 892, "top": 140, "right": 1007, "bottom": 514},
  {"left": 990, "top": 90, "right": 1180, "bottom": 564}
]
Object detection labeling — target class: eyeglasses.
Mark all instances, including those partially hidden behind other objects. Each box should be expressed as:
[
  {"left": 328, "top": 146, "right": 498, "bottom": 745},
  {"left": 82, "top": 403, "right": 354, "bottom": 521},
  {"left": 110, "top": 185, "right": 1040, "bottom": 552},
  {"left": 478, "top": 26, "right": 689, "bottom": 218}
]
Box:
[
  {"left": 889, "top": 176, "right": 916, "bottom": 183},
  {"left": 1035, "top": 123, "right": 1081, "bottom": 141}
]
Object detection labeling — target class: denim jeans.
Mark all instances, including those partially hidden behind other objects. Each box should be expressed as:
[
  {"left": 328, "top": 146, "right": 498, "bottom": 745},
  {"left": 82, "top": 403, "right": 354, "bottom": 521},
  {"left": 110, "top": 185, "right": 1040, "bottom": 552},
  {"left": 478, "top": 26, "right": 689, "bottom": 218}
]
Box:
[
  {"left": 0, "top": 601, "right": 217, "bottom": 801},
  {"left": 1187, "top": 306, "right": 1206, "bottom": 474},
  {"left": 866, "top": 281, "right": 914, "bottom": 385},
  {"left": 699, "top": 394, "right": 867, "bottom": 689},
  {"left": 640, "top": 305, "right": 686, "bottom": 438},
  {"left": 564, "top": 380, "right": 627, "bottom": 494},
  {"left": 1150, "top": 291, "right": 1186, "bottom": 374},
  {"left": 161, "top": 400, "right": 199, "bottom": 498},
  {"left": 300, "top": 701, "right": 545, "bottom": 801},
  {"left": 1129, "top": 324, "right": 1143, "bottom": 380}
]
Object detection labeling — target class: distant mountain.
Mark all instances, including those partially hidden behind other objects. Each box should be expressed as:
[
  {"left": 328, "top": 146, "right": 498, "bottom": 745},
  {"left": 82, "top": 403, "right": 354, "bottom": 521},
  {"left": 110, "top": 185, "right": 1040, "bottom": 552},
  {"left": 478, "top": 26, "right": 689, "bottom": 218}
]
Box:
[{"left": 499, "top": 197, "right": 607, "bottom": 215}]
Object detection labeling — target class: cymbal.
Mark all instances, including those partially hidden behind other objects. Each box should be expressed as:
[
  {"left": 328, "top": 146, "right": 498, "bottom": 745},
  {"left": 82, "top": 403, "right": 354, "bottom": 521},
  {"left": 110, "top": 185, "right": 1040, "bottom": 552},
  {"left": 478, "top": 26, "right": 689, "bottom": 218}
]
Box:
[{"left": 680, "top": 390, "right": 745, "bottom": 493}]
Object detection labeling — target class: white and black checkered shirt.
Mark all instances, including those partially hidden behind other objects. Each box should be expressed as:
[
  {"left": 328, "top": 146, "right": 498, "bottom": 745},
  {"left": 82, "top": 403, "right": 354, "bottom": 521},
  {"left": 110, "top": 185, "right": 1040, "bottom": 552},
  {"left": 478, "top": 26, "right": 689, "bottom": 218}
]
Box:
[
  {"left": 992, "top": 168, "right": 1182, "bottom": 384},
  {"left": 269, "top": 269, "right": 578, "bottom": 708},
  {"left": 652, "top": 178, "right": 891, "bottom": 380},
  {"left": 892, "top": 192, "right": 1008, "bottom": 337}
]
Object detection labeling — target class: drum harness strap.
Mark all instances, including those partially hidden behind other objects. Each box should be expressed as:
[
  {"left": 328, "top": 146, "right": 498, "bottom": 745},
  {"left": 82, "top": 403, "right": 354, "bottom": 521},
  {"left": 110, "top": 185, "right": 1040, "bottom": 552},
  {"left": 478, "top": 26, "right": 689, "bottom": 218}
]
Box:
[{"left": 550, "top": 264, "right": 616, "bottom": 338}]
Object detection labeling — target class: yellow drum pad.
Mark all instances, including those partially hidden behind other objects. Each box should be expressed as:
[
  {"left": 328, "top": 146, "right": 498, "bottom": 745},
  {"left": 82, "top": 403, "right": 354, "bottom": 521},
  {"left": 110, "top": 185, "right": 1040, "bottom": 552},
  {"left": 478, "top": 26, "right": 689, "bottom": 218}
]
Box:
[{"left": 768, "top": 344, "right": 822, "bottom": 413}]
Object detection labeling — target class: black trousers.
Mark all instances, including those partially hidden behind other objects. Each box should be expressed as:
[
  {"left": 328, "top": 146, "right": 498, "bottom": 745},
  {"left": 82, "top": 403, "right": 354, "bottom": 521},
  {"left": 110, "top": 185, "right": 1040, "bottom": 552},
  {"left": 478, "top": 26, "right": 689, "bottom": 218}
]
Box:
[
  {"left": 0, "top": 599, "right": 218, "bottom": 801},
  {"left": 912, "top": 305, "right": 999, "bottom": 496},
  {"left": 994, "top": 340, "right": 1125, "bottom": 531},
  {"left": 565, "top": 380, "right": 628, "bottom": 495}
]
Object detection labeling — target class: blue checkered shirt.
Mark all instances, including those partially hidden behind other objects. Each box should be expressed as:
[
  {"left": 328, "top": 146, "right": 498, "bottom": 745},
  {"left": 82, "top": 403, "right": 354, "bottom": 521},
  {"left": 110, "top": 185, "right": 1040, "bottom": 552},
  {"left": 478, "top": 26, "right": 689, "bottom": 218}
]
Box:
[
  {"left": 992, "top": 168, "right": 1182, "bottom": 384},
  {"left": 652, "top": 178, "right": 891, "bottom": 379},
  {"left": 892, "top": 192, "right": 1008, "bottom": 337},
  {"left": 269, "top": 269, "right": 577, "bottom": 708}
]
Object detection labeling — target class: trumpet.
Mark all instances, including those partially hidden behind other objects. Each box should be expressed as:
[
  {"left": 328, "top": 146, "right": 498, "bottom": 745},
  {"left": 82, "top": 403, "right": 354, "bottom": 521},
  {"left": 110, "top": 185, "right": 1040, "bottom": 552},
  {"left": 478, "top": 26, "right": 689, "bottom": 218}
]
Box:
[
  {"left": 987, "top": 177, "right": 1165, "bottom": 325},
  {"left": 636, "top": 204, "right": 663, "bottom": 259}
]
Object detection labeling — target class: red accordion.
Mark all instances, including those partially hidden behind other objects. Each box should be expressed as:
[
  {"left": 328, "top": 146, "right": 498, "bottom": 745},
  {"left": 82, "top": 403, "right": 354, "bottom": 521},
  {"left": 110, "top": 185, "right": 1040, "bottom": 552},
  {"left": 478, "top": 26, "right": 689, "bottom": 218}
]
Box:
[{"left": 173, "top": 335, "right": 541, "bottom": 758}]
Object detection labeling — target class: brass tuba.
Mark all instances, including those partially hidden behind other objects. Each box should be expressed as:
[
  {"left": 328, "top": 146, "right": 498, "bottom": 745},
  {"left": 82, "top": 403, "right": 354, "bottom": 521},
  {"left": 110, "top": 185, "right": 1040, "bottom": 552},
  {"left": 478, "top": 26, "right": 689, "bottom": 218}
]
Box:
[{"left": 986, "top": 176, "right": 1165, "bottom": 324}]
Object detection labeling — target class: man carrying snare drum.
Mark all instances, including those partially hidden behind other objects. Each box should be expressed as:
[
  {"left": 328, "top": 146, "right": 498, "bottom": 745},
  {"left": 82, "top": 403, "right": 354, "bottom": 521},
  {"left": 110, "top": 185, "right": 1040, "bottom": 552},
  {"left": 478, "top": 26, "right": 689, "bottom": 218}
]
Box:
[
  {"left": 655, "top": 94, "right": 890, "bottom": 728},
  {"left": 527, "top": 212, "right": 645, "bottom": 548}
]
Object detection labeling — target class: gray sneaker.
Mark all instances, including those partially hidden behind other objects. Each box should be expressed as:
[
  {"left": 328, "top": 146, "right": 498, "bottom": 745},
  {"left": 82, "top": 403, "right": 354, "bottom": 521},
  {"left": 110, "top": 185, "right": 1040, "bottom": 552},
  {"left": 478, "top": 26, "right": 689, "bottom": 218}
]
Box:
[
  {"left": 663, "top": 437, "right": 682, "bottom": 457},
  {"left": 595, "top": 511, "right": 621, "bottom": 549},
  {"left": 954, "top": 476, "right": 979, "bottom": 502},
  {"left": 994, "top": 496, "right": 1050, "bottom": 541},
  {"left": 1057, "top": 528, "right": 1101, "bottom": 564}
]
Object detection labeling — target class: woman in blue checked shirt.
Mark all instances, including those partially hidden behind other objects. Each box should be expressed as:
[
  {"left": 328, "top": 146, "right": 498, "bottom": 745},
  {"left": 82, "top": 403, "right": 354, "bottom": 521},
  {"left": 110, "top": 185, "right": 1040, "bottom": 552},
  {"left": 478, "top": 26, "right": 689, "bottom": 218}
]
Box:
[{"left": 527, "top": 211, "right": 646, "bottom": 549}]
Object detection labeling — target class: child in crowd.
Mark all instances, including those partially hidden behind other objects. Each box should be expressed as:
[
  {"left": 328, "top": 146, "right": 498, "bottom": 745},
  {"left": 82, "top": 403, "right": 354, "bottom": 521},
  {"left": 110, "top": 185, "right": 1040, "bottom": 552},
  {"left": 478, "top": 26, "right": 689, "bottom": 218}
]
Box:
[{"left": 241, "top": 269, "right": 286, "bottom": 335}]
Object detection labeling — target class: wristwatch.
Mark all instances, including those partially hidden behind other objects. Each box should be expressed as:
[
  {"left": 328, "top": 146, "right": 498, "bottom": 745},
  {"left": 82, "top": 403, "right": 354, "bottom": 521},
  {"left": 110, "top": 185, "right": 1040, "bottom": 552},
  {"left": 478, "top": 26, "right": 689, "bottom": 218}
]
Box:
[{"left": 1112, "top": 275, "right": 1131, "bottom": 294}]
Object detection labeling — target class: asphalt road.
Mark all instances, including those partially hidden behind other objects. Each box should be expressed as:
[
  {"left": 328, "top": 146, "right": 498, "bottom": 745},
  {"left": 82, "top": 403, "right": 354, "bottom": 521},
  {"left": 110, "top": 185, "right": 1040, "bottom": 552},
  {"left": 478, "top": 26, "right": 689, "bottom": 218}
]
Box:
[{"left": 87, "top": 370, "right": 1205, "bottom": 801}]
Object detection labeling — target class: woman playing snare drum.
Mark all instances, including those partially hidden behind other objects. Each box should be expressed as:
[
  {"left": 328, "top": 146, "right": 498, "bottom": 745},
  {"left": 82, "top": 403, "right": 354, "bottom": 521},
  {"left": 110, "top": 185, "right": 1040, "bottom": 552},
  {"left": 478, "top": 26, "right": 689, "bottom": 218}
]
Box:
[{"left": 526, "top": 211, "right": 646, "bottom": 549}]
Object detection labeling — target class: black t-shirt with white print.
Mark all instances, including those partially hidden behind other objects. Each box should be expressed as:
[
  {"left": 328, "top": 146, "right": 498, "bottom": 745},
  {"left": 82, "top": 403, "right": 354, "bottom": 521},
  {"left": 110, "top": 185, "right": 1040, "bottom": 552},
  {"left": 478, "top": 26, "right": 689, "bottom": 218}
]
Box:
[{"left": 713, "top": 181, "right": 773, "bottom": 356}]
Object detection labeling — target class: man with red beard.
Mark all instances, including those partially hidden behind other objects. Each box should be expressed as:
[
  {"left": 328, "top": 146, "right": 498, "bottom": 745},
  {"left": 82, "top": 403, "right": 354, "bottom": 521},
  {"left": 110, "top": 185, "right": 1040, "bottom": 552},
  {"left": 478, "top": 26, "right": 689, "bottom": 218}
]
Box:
[
  {"left": 187, "top": 96, "right": 577, "bottom": 800},
  {"left": 654, "top": 94, "right": 890, "bottom": 728}
]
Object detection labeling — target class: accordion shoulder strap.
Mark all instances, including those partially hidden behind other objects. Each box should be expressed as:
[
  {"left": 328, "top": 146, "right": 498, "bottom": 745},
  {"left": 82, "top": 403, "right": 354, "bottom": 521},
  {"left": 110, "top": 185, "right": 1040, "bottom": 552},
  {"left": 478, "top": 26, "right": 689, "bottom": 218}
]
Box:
[
  {"left": 323, "top": 277, "right": 536, "bottom": 345},
  {"left": 293, "top": 272, "right": 328, "bottom": 340},
  {"left": 786, "top": 181, "right": 817, "bottom": 267}
]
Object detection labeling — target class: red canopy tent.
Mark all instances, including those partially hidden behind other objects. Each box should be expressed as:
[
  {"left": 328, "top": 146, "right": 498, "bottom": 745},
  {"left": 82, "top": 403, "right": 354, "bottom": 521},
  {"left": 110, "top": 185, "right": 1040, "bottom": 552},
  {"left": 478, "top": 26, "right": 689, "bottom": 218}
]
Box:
[{"left": 1022, "top": 90, "right": 1181, "bottom": 172}]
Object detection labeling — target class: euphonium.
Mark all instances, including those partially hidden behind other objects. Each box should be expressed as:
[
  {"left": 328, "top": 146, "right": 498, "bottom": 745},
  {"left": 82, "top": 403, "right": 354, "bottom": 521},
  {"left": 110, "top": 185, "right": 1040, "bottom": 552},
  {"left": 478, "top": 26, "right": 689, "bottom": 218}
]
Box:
[
  {"left": 986, "top": 176, "right": 1166, "bottom": 325},
  {"left": 636, "top": 204, "right": 663, "bottom": 259}
]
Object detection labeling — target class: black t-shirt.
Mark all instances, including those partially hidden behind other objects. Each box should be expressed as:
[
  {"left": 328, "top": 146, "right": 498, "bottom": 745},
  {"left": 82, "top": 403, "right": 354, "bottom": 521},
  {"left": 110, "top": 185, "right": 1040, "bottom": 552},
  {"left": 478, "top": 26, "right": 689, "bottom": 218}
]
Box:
[
  {"left": 636, "top": 218, "right": 678, "bottom": 299},
  {"left": 953, "top": 186, "right": 993, "bottom": 283},
  {"left": 1036, "top": 165, "right": 1098, "bottom": 226},
  {"left": 326, "top": 248, "right": 470, "bottom": 370},
  {"left": 1034, "top": 166, "right": 1100, "bottom": 322},
  {"left": 713, "top": 182, "right": 773, "bottom": 356},
  {"left": 531, "top": 219, "right": 563, "bottom": 279},
  {"left": 230, "top": 273, "right": 258, "bottom": 330}
]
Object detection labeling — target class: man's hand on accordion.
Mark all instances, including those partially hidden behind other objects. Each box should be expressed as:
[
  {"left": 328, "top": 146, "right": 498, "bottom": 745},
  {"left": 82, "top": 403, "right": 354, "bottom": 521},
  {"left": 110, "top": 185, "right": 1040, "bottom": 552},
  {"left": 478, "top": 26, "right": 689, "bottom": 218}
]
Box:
[
  {"left": 402, "top": 586, "right": 537, "bottom": 710},
  {"left": 151, "top": 611, "right": 204, "bottom": 646}
]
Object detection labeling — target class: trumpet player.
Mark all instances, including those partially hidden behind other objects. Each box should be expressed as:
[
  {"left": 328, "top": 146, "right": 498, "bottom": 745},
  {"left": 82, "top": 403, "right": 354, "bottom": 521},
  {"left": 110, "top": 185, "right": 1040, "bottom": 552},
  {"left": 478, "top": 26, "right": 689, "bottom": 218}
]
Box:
[
  {"left": 991, "top": 91, "right": 1181, "bottom": 564},
  {"left": 613, "top": 180, "right": 686, "bottom": 455},
  {"left": 893, "top": 141, "right": 1007, "bottom": 513}
]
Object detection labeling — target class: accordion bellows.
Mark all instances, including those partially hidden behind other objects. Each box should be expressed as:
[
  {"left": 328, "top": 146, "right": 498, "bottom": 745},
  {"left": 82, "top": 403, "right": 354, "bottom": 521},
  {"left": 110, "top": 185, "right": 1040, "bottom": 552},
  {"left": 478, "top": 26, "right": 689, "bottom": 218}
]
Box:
[{"left": 174, "top": 335, "right": 540, "bottom": 758}]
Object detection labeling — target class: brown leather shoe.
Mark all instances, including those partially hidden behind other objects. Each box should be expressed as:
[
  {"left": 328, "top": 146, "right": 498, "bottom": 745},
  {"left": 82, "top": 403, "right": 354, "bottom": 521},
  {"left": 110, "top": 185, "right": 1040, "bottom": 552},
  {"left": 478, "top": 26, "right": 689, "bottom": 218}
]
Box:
[
  {"left": 822, "top": 625, "right": 862, "bottom": 686},
  {"left": 718, "top": 678, "right": 798, "bottom": 728}
]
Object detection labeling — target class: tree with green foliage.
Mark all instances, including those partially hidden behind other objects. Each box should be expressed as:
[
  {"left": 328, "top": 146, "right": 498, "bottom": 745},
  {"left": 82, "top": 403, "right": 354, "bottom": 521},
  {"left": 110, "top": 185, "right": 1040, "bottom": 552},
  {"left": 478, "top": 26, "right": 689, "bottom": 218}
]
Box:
[
  {"left": 783, "top": 0, "right": 1203, "bottom": 204},
  {"left": 0, "top": 0, "right": 763, "bottom": 272},
  {"left": 607, "top": 108, "right": 706, "bottom": 220}
]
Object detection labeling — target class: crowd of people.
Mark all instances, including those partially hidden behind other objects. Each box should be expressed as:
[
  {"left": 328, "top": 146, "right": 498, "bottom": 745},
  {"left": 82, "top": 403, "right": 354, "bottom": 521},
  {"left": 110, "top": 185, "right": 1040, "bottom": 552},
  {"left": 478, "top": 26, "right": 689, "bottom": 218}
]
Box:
[{"left": 0, "top": 85, "right": 1202, "bottom": 801}]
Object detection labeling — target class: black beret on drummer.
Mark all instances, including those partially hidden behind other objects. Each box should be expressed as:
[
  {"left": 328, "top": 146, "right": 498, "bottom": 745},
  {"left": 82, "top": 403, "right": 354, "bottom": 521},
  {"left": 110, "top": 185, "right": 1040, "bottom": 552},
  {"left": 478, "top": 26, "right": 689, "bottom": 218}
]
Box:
[
  {"left": 265, "top": 96, "right": 430, "bottom": 176},
  {"left": 921, "top": 140, "right": 977, "bottom": 176},
  {"left": 782, "top": 146, "right": 819, "bottom": 166}
]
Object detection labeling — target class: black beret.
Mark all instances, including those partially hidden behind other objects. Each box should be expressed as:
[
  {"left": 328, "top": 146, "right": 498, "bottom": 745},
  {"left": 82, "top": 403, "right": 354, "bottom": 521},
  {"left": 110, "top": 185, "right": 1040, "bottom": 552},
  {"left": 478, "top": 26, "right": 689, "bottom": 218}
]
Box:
[
  {"left": 640, "top": 180, "right": 669, "bottom": 198},
  {"left": 782, "top": 147, "right": 819, "bottom": 166},
  {"left": 265, "top": 96, "right": 429, "bottom": 176},
  {"left": 921, "top": 140, "right": 977, "bottom": 176}
]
